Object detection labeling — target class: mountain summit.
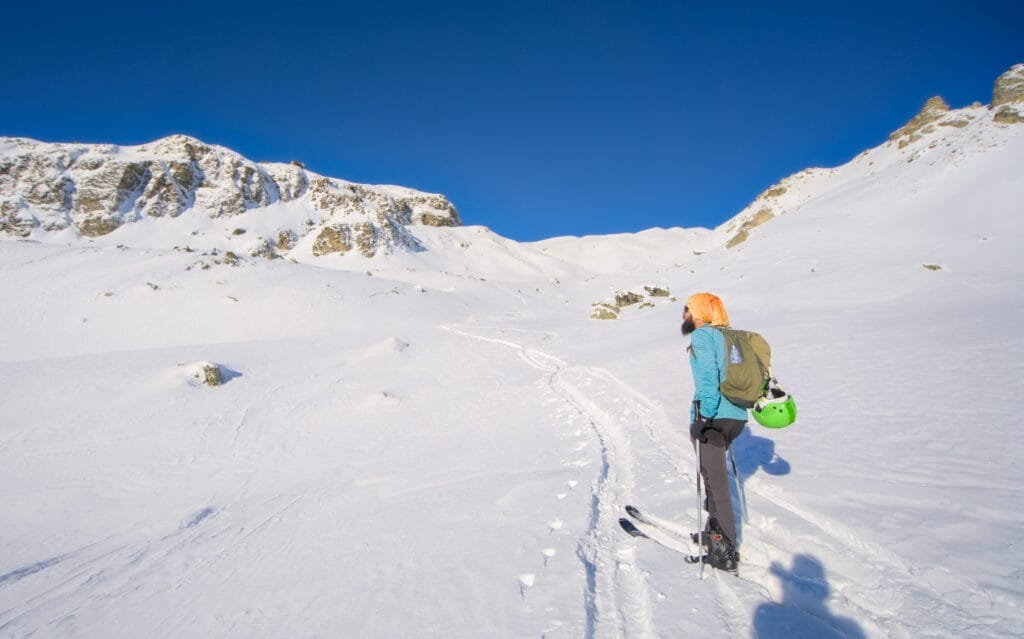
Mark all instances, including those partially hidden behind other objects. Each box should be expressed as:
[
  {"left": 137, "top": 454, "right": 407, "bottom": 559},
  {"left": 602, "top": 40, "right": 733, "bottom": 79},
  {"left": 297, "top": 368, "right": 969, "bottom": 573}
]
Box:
[
  {"left": 1, "top": 64, "right": 1021, "bottom": 261},
  {"left": 0, "top": 134, "right": 460, "bottom": 258}
]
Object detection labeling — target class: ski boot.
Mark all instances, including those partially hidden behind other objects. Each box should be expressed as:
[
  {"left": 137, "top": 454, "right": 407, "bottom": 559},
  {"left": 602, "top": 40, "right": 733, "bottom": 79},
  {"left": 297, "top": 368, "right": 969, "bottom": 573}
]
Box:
[{"left": 707, "top": 525, "right": 739, "bottom": 573}]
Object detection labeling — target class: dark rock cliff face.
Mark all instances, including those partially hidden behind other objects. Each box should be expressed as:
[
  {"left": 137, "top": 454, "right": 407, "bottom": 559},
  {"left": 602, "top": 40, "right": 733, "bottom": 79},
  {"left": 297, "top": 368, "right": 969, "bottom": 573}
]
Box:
[{"left": 0, "top": 134, "right": 461, "bottom": 255}]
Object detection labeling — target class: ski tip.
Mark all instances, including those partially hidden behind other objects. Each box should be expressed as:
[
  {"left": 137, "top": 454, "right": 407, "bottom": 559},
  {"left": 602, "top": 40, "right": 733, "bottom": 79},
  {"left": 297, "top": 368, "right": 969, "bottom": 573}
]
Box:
[
  {"left": 625, "top": 505, "right": 640, "bottom": 517},
  {"left": 618, "top": 518, "right": 647, "bottom": 538}
]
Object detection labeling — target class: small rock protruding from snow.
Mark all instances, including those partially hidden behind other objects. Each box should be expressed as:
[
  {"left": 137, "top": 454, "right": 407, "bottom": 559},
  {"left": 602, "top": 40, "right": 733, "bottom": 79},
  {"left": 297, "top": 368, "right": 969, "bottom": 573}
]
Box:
[
  {"left": 590, "top": 285, "right": 672, "bottom": 319},
  {"left": 187, "top": 361, "right": 224, "bottom": 387}
]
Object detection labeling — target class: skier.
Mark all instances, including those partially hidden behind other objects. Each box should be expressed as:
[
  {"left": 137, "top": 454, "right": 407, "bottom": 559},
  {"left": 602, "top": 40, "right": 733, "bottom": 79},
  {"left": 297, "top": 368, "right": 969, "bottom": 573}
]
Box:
[{"left": 682, "top": 292, "right": 745, "bottom": 572}]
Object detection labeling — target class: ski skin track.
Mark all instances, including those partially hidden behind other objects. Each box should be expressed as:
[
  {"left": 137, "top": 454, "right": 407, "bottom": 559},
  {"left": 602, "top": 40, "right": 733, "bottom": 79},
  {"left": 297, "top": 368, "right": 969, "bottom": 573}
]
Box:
[
  {"left": 439, "top": 325, "right": 658, "bottom": 638},
  {"left": 303, "top": 320, "right": 918, "bottom": 636}
]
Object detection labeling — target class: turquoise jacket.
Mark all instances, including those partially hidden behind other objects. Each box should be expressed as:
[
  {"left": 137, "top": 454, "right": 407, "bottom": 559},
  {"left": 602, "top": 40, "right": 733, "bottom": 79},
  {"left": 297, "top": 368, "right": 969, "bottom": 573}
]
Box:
[{"left": 688, "top": 326, "right": 748, "bottom": 422}]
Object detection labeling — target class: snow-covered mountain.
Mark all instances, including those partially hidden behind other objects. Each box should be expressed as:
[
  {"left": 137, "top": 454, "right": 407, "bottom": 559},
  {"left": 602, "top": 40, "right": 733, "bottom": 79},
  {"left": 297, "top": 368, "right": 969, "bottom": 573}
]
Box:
[
  {"left": 1, "top": 65, "right": 1022, "bottom": 638},
  {"left": 716, "top": 63, "right": 1024, "bottom": 251},
  {"left": 0, "top": 134, "right": 460, "bottom": 258},
  {"left": 3, "top": 65, "right": 1022, "bottom": 271}
]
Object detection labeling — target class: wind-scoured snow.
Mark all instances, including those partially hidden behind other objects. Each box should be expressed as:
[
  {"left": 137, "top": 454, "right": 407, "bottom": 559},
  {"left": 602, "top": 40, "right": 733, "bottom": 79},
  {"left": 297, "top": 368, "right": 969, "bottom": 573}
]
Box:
[{"left": 1, "top": 104, "right": 1023, "bottom": 638}]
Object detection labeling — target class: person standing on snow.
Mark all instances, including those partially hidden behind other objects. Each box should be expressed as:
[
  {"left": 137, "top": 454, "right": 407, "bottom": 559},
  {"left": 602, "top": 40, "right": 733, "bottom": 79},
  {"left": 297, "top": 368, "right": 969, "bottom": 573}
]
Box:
[{"left": 682, "top": 292, "right": 745, "bottom": 572}]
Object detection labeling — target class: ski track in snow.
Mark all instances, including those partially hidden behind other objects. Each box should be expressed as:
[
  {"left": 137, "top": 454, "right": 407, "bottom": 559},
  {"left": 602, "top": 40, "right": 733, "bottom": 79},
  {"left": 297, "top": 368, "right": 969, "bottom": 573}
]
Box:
[
  {"left": 444, "top": 324, "right": 662, "bottom": 637},
  {"left": 441, "top": 322, "right": 1023, "bottom": 639},
  {"left": 444, "top": 324, "right": 780, "bottom": 637},
  {"left": 443, "top": 323, "right": 852, "bottom": 637},
  {"left": 5, "top": 316, "right": 1013, "bottom": 637}
]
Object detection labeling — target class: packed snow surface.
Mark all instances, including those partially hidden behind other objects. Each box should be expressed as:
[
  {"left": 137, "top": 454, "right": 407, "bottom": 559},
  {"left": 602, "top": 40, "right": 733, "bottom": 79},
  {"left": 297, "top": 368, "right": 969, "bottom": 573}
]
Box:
[{"left": 2, "top": 114, "right": 1023, "bottom": 638}]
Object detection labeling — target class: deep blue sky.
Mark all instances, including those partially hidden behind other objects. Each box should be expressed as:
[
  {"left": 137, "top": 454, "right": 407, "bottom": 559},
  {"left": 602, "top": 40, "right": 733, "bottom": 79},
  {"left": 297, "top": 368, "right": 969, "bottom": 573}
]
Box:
[{"left": 2, "top": 1, "right": 1020, "bottom": 240}]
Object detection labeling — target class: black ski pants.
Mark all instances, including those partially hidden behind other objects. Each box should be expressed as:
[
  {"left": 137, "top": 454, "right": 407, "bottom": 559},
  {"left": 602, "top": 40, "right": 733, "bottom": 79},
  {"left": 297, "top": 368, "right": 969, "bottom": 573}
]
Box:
[{"left": 693, "top": 418, "right": 746, "bottom": 546}]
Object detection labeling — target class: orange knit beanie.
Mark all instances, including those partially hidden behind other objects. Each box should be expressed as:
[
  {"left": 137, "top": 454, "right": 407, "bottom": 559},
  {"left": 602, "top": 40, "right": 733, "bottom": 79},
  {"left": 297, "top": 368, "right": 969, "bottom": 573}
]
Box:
[{"left": 686, "top": 292, "right": 730, "bottom": 326}]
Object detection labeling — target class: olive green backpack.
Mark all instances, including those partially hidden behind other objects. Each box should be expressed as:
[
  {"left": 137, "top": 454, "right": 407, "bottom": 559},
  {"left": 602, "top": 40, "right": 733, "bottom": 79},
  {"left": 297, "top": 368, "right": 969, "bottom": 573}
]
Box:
[{"left": 715, "top": 326, "right": 772, "bottom": 409}]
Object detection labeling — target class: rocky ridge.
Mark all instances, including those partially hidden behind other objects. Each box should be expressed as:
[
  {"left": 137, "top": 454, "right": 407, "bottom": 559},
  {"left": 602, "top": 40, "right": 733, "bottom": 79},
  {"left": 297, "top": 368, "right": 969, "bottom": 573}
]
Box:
[
  {"left": 720, "top": 64, "right": 1022, "bottom": 249},
  {"left": 992, "top": 63, "right": 1024, "bottom": 124},
  {"left": 0, "top": 135, "right": 460, "bottom": 258}
]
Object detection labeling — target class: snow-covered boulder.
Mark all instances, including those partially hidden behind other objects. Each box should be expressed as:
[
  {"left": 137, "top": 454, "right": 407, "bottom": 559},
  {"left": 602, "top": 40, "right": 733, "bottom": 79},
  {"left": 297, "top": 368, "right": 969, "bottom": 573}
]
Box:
[{"left": 186, "top": 361, "right": 225, "bottom": 387}]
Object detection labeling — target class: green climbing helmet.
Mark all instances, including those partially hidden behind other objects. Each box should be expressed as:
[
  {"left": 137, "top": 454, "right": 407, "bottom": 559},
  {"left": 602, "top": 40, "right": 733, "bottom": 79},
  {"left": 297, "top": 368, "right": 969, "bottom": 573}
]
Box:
[{"left": 752, "top": 384, "right": 797, "bottom": 429}]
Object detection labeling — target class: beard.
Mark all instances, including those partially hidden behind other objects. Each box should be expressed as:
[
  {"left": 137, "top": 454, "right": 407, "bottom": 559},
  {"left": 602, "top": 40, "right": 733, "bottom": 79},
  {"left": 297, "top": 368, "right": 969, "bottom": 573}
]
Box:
[{"left": 681, "top": 318, "right": 696, "bottom": 335}]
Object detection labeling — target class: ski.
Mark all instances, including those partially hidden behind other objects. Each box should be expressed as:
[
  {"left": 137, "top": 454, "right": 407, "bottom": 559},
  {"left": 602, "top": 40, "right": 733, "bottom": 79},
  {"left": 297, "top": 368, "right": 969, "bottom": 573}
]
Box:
[
  {"left": 620, "top": 517, "right": 705, "bottom": 561},
  {"left": 619, "top": 516, "right": 742, "bottom": 576},
  {"left": 624, "top": 504, "right": 705, "bottom": 547},
  {"left": 618, "top": 514, "right": 693, "bottom": 554},
  {"left": 618, "top": 517, "right": 649, "bottom": 538}
]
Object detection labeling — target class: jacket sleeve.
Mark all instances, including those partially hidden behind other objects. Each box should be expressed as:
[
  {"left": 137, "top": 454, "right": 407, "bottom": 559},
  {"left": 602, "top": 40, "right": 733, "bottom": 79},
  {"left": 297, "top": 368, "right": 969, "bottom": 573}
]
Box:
[{"left": 689, "top": 328, "right": 722, "bottom": 420}]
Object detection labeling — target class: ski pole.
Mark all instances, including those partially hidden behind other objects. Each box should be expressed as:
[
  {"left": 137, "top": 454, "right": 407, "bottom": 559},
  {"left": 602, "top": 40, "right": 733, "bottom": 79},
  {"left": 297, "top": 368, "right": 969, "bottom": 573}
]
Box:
[
  {"left": 729, "top": 447, "right": 748, "bottom": 523},
  {"left": 694, "top": 400, "right": 704, "bottom": 579}
]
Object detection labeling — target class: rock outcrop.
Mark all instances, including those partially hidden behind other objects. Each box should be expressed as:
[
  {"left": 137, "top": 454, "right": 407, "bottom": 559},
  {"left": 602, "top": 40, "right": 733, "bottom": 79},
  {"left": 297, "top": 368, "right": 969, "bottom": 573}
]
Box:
[
  {"left": 993, "top": 63, "right": 1024, "bottom": 124},
  {"left": 0, "top": 135, "right": 461, "bottom": 256},
  {"left": 889, "top": 96, "right": 951, "bottom": 148},
  {"left": 590, "top": 285, "right": 672, "bottom": 319},
  {"left": 721, "top": 170, "right": 822, "bottom": 249},
  {"left": 725, "top": 206, "right": 776, "bottom": 249}
]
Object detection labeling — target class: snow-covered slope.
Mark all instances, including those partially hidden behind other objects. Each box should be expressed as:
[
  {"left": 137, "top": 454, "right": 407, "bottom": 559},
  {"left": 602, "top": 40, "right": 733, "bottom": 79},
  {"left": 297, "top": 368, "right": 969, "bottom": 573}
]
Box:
[{"left": 2, "top": 68, "right": 1023, "bottom": 638}]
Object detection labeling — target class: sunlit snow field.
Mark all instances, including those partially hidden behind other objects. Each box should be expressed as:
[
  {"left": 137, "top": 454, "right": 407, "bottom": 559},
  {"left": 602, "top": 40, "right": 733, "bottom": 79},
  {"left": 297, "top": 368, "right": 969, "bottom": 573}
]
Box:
[{"left": 2, "top": 113, "right": 1023, "bottom": 638}]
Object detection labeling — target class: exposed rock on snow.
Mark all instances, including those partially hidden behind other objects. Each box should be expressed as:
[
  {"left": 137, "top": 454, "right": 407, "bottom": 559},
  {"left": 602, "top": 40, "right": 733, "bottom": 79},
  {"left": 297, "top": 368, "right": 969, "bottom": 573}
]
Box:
[
  {"left": 726, "top": 207, "right": 776, "bottom": 248},
  {"left": 721, "top": 168, "right": 826, "bottom": 249},
  {"left": 614, "top": 291, "right": 645, "bottom": 307},
  {"left": 0, "top": 134, "right": 460, "bottom": 256},
  {"left": 591, "top": 285, "right": 672, "bottom": 319},
  {"left": 993, "top": 63, "right": 1024, "bottom": 124},
  {"left": 312, "top": 218, "right": 424, "bottom": 258},
  {"left": 889, "top": 96, "right": 951, "bottom": 147},
  {"left": 312, "top": 224, "right": 354, "bottom": 256},
  {"left": 248, "top": 238, "right": 278, "bottom": 260},
  {"left": 187, "top": 362, "right": 225, "bottom": 387},
  {"left": 590, "top": 303, "right": 619, "bottom": 320},
  {"left": 277, "top": 229, "right": 298, "bottom": 251}
]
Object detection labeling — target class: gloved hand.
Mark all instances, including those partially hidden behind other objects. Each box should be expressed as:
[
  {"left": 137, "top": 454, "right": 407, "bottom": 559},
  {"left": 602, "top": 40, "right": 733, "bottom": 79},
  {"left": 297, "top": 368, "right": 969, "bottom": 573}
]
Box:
[{"left": 690, "top": 415, "right": 712, "bottom": 443}]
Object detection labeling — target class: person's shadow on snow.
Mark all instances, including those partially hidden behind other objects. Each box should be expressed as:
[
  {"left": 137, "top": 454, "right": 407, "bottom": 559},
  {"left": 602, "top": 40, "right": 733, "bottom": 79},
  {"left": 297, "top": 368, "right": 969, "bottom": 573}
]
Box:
[
  {"left": 752, "top": 554, "right": 865, "bottom": 639},
  {"left": 728, "top": 429, "right": 789, "bottom": 543},
  {"left": 732, "top": 429, "right": 791, "bottom": 483}
]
